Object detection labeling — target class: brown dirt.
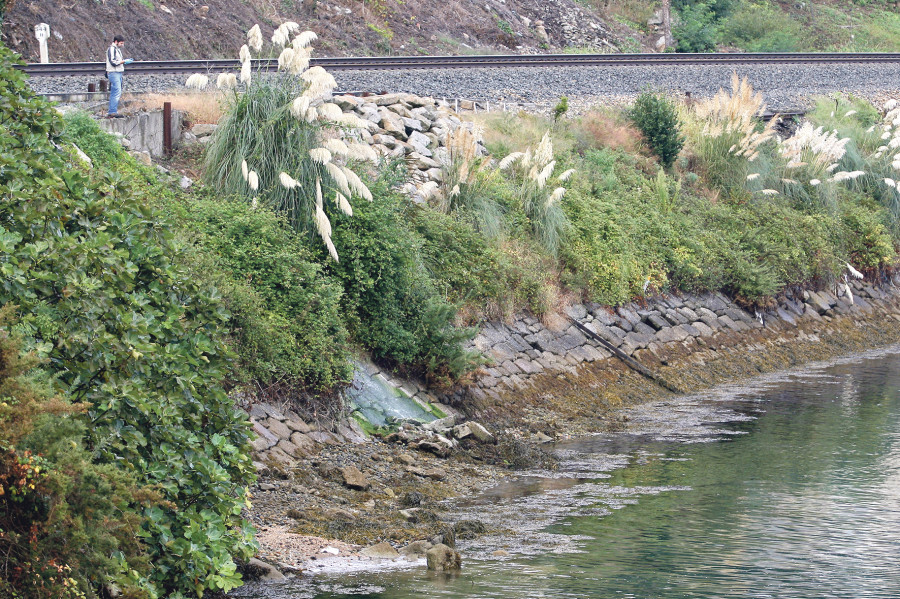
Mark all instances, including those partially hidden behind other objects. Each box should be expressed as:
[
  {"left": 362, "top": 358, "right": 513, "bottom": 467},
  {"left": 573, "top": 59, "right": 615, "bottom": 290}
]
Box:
[{"left": 1, "top": 0, "right": 649, "bottom": 63}]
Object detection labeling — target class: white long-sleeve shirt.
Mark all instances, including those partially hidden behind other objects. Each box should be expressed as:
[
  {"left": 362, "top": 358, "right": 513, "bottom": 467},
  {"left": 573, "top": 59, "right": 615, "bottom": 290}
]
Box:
[{"left": 106, "top": 44, "right": 124, "bottom": 73}]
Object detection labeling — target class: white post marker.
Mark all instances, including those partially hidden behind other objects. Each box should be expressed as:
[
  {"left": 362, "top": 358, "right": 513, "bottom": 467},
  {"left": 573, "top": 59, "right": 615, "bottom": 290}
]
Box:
[{"left": 34, "top": 23, "right": 50, "bottom": 64}]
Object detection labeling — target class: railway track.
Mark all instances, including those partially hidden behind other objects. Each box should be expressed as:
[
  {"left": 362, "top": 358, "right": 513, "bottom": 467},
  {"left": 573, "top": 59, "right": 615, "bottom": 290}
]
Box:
[{"left": 18, "top": 52, "right": 900, "bottom": 77}]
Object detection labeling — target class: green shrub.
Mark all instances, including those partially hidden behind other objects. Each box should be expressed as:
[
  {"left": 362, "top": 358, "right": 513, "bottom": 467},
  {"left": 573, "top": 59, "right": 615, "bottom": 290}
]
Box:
[
  {"left": 629, "top": 91, "right": 684, "bottom": 169},
  {"left": 326, "top": 173, "right": 480, "bottom": 386},
  {"left": 0, "top": 44, "right": 255, "bottom": 596},
  {"left": 674, "top": 2, "right": 718, "bottom": 52},
  {"left": 718, "top": 2, "right": 801, "bottom": 51},
  {"left": 61, "top": 111, "right": 126, "bottom": 165},
  {"left": 168, "top": 194, "right": 354, "bottom": 396}
]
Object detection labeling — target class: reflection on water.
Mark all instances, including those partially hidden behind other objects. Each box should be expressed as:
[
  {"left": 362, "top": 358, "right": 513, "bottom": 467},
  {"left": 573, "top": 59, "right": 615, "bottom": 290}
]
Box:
[{"left": 233, "top": 348, "right": 900, "bottom": 599}]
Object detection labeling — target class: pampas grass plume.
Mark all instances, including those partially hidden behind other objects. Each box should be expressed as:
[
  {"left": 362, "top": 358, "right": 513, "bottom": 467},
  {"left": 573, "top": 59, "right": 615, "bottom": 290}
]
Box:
[
  {"left": 248, "top": 24, "right": 263, "bottom": 52},
  {"left": 216, "top": 72, "right": 237, "bottom": 90},
  {"left": 248, "top": 170, "right": 259, "bottom": 191},
  {"left": 185, "top": 73, "right": 209, "bottom": 90},
  {"left": 558, "top": 168, "right": 576, "bottom": 182},
  {"left": 241, "top": 159, "right": 249, "bottom": 182},
  {"left": 309, "top": 148, "right": 332, "bottom": 164}
]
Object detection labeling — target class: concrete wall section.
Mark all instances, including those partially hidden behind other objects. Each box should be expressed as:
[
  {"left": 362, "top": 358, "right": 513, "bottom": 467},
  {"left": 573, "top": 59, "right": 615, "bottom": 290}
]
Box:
[{"left": 98, "top": 109, "right": 183, "bottom": 157}]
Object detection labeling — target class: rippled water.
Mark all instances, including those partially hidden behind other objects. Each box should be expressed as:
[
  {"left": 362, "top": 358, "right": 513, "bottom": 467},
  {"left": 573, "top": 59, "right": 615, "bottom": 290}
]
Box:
[{"left": 234, "top": 348, "right": 900, "bottom": 599}]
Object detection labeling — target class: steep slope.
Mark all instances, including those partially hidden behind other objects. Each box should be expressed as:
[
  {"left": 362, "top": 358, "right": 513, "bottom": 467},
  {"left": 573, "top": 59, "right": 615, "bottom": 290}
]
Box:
[{"left": 0, "top": 0, "right": 632, "bottom": 63}]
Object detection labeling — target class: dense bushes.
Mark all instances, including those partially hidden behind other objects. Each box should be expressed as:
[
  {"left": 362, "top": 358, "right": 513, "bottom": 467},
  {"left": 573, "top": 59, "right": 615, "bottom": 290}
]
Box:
[
  {"left": 161, "top": 192, "right": 354, "bottom": 396},
  {"left": 326, "top": 173, "right": 480, "bottom": 386},
  {"left": 629, "top": 92, "right": 685, "bottom": 169},
  {"left": 0, "top": 44, "right": 254, "bottom": 597}
]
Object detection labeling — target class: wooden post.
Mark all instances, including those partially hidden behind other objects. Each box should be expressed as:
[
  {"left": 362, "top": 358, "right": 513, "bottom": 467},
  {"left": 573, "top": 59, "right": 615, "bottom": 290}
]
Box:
[
  {"left": 163, "top": 102, "right": 173, "bottom": 157},
  {"left": 99, "top": 79, "right": 108, "bottom": 93}
]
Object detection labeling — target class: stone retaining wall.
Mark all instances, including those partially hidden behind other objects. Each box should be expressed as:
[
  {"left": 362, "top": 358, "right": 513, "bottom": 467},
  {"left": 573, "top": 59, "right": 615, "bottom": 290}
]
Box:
[{"left": 451, "top": 276, "right": 900, "bottom": 409}]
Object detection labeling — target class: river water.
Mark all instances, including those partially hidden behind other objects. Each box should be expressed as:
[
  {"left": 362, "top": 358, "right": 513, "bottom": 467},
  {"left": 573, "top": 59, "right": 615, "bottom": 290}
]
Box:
[{"left": 234, "top": 347, "right": 900, "bottom": 599}]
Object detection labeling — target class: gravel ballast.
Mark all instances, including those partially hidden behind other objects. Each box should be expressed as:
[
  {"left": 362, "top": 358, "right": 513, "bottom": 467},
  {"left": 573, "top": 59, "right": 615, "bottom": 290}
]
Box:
[{"left": 28, "top": 62, "right": 900, "bottom": 111}]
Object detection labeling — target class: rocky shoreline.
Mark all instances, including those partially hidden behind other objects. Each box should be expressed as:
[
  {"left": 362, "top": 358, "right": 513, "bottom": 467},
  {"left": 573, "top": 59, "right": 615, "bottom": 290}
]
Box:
[{"left": 242, "top": 272, "right": 900, "bottom": 582}]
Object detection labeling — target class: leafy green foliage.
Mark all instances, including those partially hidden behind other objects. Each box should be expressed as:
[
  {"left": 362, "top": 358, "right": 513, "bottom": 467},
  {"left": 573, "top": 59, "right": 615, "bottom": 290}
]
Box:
[
  {"left": 61, "top": 111, "right": 127, "bottom": 166},
  {"left": 629, "top": 92, "right": 685, "bottom": 169},
  {"left": 326, "top": 173, "right": 480, "bottom": 386},
  {"left": 554, "top": 96, "right": 569, "bottom": 122},
  {"left": 0, "top": 44, "right": 255, "bottom": 597},
  {"left": 674, "top": 2, "right": 719, "bottom": 52},
  {"left": 162, "top": 193, "right": 354, "bottom": 396}
]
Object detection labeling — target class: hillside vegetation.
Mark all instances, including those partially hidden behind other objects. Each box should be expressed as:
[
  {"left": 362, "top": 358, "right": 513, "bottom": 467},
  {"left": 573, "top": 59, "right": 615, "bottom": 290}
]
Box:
[
  {"left": 1, "top": 0, "right": 899, "bottom": 63},
  {"left": 3, "top": 16, "right": 900, "bottom": 596}
]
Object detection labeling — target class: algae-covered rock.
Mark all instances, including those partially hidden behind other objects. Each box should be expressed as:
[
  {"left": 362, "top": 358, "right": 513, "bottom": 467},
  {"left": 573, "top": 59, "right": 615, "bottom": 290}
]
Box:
[
  {"left": 426, "top": 543, "right": 461, "bottom": 571},
  {"left": 362, "top": 542, "right": 400, "bottom": 559},
  {"left": 341, "top": 465, "right": 370, "bottom": 490}
]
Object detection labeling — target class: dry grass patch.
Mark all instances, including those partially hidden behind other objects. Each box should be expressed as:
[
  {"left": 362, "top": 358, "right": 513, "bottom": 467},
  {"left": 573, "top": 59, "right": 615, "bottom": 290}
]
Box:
[
  {"left": 578, "top": 110, "right": 642, "bottom": 154},
  {"left": 125, "top": 92, "right": 225, "bottom": 124}
]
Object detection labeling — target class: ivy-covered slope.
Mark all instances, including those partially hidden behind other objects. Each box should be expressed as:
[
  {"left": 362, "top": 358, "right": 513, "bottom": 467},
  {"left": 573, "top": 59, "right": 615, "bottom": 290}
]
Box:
[{"left": 0, "top": 44, "right": 256, "bottom": 597}]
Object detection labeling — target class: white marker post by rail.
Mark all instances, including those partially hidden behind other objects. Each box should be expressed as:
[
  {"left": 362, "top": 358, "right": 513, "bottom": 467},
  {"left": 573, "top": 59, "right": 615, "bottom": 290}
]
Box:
[{"left": 34, "top": 23, "right": 50, "bottom": 64}]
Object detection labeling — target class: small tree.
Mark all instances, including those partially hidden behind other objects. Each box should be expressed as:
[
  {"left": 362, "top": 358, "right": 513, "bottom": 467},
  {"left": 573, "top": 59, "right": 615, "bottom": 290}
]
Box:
[{"left": 629, "top": 91, "right": 685, "bottom": 169}]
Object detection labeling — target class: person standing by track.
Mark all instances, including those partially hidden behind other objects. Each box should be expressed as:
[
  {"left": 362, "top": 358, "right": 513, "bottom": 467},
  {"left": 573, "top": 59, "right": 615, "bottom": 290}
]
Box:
[{"left": 105, "top": 35, "right": 132, "bottom": 118}]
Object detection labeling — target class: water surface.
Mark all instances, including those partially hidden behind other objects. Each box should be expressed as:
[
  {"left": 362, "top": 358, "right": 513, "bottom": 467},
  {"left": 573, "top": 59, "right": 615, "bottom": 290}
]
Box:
[{"left": 234, "top": 348, "right": 900, "bottom": 599}]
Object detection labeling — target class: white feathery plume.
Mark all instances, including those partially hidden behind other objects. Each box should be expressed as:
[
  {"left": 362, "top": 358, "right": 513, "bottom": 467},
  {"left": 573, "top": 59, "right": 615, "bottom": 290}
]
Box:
[
  {"left": 277, "top": 47, "right": 295, "bottom": 71},
  {"left": 216, "top": 72, "right": 237, "bottom": 89},
  {"left": 324, "top": 237, "right": 339, "bottom": 262},
  {"left": 279, "top": 172, "right": 300, "bottom": 189},
  {"left": 341, "top": 165, "right": 372, "bottom": 201},
  {"left": 535, "top": 160, "right": 556, "bottom": 189},
  {"left": 240, "top": 60, "right": 252, "bottom": 84},
  {"left": 239, "top": 44, "right": 251, "bottom": 63},
  {"left": 886, "top": 178, "right": 898, "bottom": 188},
  {"left": 336, "top": 192, "right": 353, "bottom": 216},
  {"left": 882, "top": 131, "right": 892, "bottom": 140},
  {"left": 316, "top": 102, "right": 344, "bottom": 122},
  {"left": 309, "top": 148, "right": 332, "bottom": 164},
  {"left": 248, "top": 170, "right": 259, "bottom": 191},
  {"left": 313, "top": 179, "right": 332, "bottom": 238},
  {"left": 325, "top": 162, "right": 351, "bottom": 196},
  {"left": 288, "top": 47, "right": 310, "bottom": 74},
  {"left": 272, "top": 26, "right": 290, "bottom": 48},
  {"left": 450, "top": 184, "right": 460, "bottom": 198},
  {"left": 760, "top": 189, "right": 779, "bottom": 195},
  {"left": 846, "top": 263, "right": 865, "bottom": 279},
  {"left": 746, "top": 173, "right": 760, "bottom": 181},
  {"left": 185, "top": 73, "right": 209, "bottom": 90},
  {"left": 247, "top": 24, "right": 263, "bottom": 52},
  {"left": 293, "top": 30, "right": 318, "bottom": 48},
  {"left": 290, "top": 96, "right": 311, "bottom": 120},
  {"left": 346, "top": 143, "right": 378, "bottom": 162},
  {"left": 324, "top": 138, "right": 349, "bottom": 156},
  {"left": 547, "top": 187, "right": 566, "bottom": 205},
  {"left": 534, "top": 132, "right": 553, "bottom": 166},
  {"left": 301, "top": 66, "right": 337, "bottom": 98},
  {"left": 866, "top": 125, "right": 876, "bottom": 133},
  {"left": 844, "top": 110, "right": 857, "bottom": 117},
  {"left": 810, "top": 179, "right": 821, "bottom": 186},
  {"left": 241, "top": 159, "right": 249, "bottom": 182},
  {"left": 558, "top": 168, "right": 576, "bottom": 182},
  {"left": 781, "top": 178, "right": 799, "bottom": 185},
  {"left": 498, "top": 152, "right": 523, "bottom": 170},
  {"left": 826, "top": 163, "right": 839, "bottom": 173},
  {"left": 251, "top": 197, "right": 258, "bottom": 209}
]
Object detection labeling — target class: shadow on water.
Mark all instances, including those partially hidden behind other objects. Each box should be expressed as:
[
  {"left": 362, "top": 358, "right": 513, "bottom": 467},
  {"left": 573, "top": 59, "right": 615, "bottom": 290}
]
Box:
[{"left": 233, "top": 346, "right": 900, "bottom": 599}]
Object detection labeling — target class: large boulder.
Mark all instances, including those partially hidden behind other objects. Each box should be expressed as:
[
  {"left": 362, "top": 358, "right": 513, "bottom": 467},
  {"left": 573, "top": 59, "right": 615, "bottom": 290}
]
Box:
[
  {"left": 361, "top": 542, "right": 400, "bottom": 559},
  {"left": 341, "top": 465, "right": 370, "bottom": 490},
  {"left": 426, "top": 543, "right": 461, "bottom": 571}
]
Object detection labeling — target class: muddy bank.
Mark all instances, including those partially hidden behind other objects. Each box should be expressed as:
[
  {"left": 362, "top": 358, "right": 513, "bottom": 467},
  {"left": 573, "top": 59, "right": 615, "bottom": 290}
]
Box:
[{"left": 243, "top": 275, "right": 900, "bottom": 577}]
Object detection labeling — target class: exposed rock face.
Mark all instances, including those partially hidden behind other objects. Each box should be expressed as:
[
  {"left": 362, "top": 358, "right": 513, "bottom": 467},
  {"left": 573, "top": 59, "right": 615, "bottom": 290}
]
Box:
[
  {"left": 340, "top": 465, "right": 370, "bottom": 490},
  {"left": 426, "top": 543, "right": 462, "bottom": 571},
  {"left": 361, "top": 542, "right": 400, "bottom": 559},
  {"left": 442, "top": 277, "right": 900, "bottom": 413}
]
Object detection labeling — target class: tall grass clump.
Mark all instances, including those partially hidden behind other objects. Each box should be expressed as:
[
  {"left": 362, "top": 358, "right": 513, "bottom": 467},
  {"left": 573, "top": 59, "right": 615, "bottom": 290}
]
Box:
[
  {"left": 629, "top": 91, "right": 684, "bottom": 169},
  {"left": 499, "top": 131, "right": 572, "bottom": 255},
  {"left": 683, "top": 74, "right": 776, "bottom": 195},
  {"left": 434, "top": 125, "right": 503, "bottom": 238},
  {"left": 203, "top": 23, "right": 377, "bottom": 261}
]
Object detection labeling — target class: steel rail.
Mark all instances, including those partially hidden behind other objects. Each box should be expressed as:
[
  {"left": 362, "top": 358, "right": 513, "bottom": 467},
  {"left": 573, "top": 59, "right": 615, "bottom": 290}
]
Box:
[{"left": 17, "top": 52, "right": 900, "bottom": 77}]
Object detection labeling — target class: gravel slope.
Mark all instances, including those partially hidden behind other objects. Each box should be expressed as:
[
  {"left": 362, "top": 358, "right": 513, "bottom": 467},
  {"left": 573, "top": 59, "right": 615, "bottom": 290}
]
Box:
[{"left": 29, "top": 62, "right": 900, "bottom": 110}]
